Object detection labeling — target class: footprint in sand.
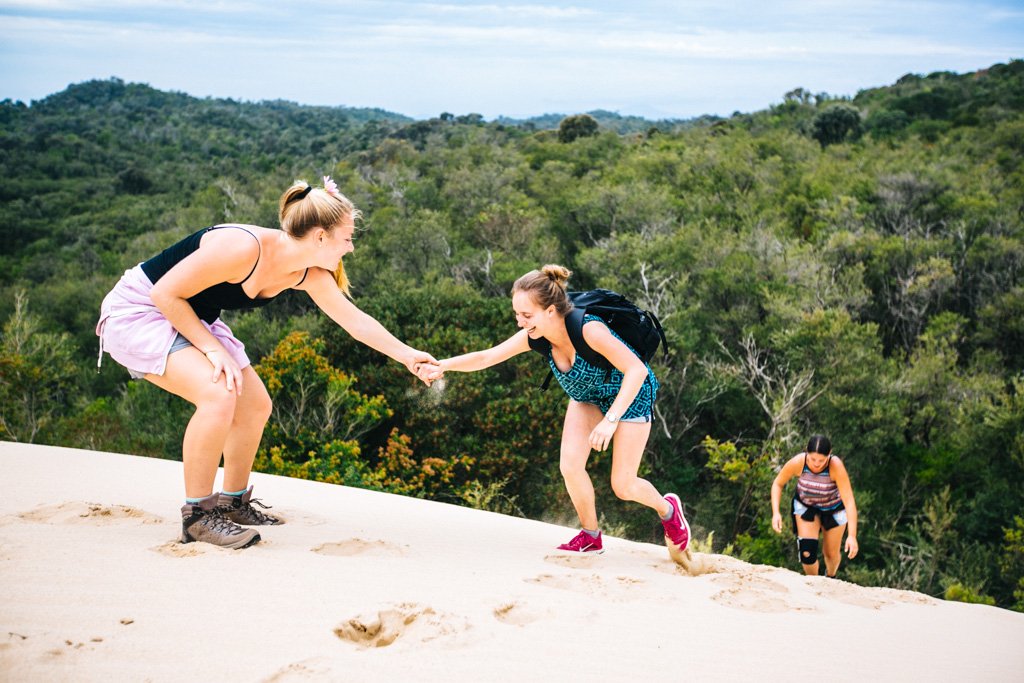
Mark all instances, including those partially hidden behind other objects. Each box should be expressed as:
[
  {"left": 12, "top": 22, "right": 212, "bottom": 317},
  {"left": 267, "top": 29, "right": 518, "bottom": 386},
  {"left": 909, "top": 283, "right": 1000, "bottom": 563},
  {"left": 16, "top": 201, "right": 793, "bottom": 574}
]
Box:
[
  {"left": 810, "top": 577, "right": 935, "bottom": 609},
  {"left": 150, "top": 539, "right": 268, "bottom": 557},
  {"left": 653, "top": 552, "right": 753, "bottom": 577},
  {"left": 151, "top": 540, "right": 208, "bottom": 558},
  {"left": 334, "top": 603, "right": 469, "bottom": 649},
  {"left": 543, "top": 553, "right": 603, "bottom": 569},
  {"left": 261, "top": 658, "right": 334, "bottom": 682},
  {"left": 524, "top": 572, "right": 647, "bottom": 601},
  {"left": 312, "top": 539, "right": 407, "bottom": 557},
  {"left": 710, "top": 571, "right": 816, "bottom": 613},
  {"left": 0, "top": 632, "right": 29, "bottom": 658},
  {"left": 493, "top": 601, "right": 544, "bottom": 626},
  {"left": 9, "top": 502, "right": 164, "bottom": 526}
]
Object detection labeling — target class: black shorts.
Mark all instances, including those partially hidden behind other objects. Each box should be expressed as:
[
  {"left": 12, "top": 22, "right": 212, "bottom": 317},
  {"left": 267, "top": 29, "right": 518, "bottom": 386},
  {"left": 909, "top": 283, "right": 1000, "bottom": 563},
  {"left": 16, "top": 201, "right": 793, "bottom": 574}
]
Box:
[{"left": 791, "top": 495, "right": 845, "bottom": 534}]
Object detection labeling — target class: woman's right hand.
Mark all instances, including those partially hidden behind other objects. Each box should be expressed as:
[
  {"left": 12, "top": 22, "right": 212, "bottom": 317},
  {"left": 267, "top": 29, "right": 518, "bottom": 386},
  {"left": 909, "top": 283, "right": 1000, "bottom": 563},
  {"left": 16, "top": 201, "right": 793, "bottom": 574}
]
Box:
[
  {"left": 414, "top": 361, "right": 444, "bottom": 384},
  {"left": 205, "top": 348, "right": 243, "bottom": 395},
  {"left": 771, "top": 511, "right": 783, "bottom": 533}
]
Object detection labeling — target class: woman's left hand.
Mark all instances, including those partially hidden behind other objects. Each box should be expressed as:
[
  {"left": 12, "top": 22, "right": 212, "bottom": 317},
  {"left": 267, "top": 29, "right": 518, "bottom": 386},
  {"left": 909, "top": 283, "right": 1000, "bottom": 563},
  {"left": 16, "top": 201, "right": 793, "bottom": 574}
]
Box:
[
  {"left": 845, "top": 535, "right": 859, "bottom": 559},
  {"left": 405, "top": 350, "right": 440, "bottom": 385},
  {"left": 588, "top": 419, "right": 618, "bottom": 452}
]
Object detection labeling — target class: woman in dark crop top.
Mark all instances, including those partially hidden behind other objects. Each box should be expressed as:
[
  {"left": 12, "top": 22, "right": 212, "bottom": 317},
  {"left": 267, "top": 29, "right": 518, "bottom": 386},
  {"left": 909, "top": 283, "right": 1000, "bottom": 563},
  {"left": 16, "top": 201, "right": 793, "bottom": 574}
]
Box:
[
  {"left": 97, "top": 177, "right": 440, "bottom": 550},
  {"left": 770, "top": 434, "right": 859, "bottom": 577}
]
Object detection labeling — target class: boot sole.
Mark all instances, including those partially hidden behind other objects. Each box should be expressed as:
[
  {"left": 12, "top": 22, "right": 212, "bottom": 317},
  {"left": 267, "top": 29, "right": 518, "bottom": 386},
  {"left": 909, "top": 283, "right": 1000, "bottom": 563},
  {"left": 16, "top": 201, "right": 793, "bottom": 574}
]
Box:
[{"left": 181, "top": 530, "right": 262, "bottom": 550}]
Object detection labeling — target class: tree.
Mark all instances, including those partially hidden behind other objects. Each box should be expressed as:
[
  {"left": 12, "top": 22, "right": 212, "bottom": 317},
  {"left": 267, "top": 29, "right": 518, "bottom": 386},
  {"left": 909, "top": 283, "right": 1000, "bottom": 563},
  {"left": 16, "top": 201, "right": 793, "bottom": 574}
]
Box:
[
  {"left": 558, "top": 114, "right": 599, "bottom": 143},
  {"left": 811, "top": 104, "right": 862, "bottom": 147},
  {"left": 0, "top": 291, "right": 77, "bottom": 442}
]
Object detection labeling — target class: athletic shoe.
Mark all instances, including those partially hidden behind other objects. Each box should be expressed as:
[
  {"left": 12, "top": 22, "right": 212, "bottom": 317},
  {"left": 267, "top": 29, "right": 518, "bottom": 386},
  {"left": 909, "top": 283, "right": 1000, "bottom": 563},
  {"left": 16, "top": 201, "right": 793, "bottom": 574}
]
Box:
[
  {"left": 181, "top": 493, "right": 260, "bottom": 549},
  {"left": 556, "top": 529, "right": 604, "bottom": 554},
  {"left": 661, "top": 493, "right": 691, "bottom": 552},
  {"left": 219, "top": 485, "right": 284, "bottom": 526}
]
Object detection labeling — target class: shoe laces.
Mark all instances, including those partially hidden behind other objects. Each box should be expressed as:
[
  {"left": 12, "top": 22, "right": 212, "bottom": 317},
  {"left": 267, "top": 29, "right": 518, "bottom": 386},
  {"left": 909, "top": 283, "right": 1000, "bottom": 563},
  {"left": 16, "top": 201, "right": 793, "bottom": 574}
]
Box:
[
  {"left": 236, "top": 497, "right": 278, "bottom": 523},
  {"left": 202, "top": 507, "right": 246, "bottom": 536}
]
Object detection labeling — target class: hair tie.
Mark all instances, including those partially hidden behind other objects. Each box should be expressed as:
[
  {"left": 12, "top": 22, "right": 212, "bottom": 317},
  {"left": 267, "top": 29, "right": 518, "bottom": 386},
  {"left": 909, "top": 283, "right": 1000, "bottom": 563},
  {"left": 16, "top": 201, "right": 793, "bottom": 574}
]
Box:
[{"left": 286, "top": 185, "right": 313, "bottom": 205}]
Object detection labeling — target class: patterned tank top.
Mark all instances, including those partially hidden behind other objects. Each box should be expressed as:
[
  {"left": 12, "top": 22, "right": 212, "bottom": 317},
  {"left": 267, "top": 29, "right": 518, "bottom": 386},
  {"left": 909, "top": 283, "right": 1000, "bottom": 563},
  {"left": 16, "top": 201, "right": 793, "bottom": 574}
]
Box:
[
  {"left": 547, "top": 314, "right": 659, "bottom": 420},
  {"left": 795, "top": 454, "right": 843, "bottom": 511}
]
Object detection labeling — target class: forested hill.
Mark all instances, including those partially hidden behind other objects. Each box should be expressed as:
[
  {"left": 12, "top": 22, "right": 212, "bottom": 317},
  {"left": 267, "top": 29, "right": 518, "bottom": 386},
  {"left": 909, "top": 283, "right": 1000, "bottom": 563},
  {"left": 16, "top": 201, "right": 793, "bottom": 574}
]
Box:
[{"left": 2, "top": 62, "right": 1023, "bottom": 609}]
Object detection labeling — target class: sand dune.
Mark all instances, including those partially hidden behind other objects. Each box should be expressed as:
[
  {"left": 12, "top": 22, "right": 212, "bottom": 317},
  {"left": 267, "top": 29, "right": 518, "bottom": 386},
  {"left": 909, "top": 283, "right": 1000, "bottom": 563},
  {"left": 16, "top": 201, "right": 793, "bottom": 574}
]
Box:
[{"left": 1, "top": 441, "right": 1022, "bottom": 681}]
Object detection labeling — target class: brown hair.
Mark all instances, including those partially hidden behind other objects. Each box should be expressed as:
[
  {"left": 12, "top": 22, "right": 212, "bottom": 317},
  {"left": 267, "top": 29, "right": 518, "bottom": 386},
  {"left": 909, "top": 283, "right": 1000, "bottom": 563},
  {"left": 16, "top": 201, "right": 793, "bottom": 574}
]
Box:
[
  {"left": 512, "top": 264, "right": 573, "bottom": 315},
  {"left": 278, "top": 180, "right": 362, "bottom": 294}
]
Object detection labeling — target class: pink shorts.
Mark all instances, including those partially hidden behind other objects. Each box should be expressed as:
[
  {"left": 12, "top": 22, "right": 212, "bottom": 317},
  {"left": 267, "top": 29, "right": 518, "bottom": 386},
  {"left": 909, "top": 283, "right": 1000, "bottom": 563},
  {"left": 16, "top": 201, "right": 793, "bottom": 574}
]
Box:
[{"left": 96, "top": 265, "right": 250, "bottom": 378}]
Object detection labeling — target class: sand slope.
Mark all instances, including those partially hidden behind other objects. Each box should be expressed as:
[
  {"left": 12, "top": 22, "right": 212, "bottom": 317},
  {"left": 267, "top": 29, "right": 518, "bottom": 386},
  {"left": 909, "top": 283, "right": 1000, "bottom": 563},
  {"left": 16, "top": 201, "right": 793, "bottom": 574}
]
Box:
[{"left": 1, "top": 441, "right": 1022, "bottom": 682}]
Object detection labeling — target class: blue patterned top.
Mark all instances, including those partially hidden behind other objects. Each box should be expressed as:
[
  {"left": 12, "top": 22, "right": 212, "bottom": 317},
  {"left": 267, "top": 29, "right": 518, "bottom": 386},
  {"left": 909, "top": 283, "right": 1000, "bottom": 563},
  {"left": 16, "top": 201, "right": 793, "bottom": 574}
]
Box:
[{"left": 546, "top": 314, "right": 660, "bottom": 419}]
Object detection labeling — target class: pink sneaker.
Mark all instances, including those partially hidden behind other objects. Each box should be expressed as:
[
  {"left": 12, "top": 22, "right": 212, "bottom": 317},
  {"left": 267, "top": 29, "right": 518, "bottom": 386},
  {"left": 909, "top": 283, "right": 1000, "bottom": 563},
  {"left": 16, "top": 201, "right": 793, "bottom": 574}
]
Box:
[
  {"left": 557, "top": 530, "right": 604, "bottom": 554},
  {"left": 662, "top": 493, "right": 691, "bottom": 552}
]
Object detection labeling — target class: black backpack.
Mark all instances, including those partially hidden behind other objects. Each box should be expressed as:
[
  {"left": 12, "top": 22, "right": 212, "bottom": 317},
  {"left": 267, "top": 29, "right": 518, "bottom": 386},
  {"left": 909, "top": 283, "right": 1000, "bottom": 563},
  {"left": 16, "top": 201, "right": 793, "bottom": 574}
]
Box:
[{"left": 527, "top": 288, "right": 668, "bottom": 390}]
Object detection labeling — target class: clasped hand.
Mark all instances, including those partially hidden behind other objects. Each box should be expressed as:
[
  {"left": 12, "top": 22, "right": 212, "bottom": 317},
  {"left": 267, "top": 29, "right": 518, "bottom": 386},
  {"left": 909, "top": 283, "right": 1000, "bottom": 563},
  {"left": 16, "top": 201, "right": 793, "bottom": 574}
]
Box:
[{"left": 408, "top": 353, "right": 444, "bottom": 385}]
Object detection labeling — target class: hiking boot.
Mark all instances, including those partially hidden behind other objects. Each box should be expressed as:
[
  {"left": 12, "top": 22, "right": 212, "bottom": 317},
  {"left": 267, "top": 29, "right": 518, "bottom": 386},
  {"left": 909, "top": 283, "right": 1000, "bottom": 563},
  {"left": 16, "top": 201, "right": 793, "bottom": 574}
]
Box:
[
  {"left": 181, "top": 492, "right": 261, "bottom": 549},
  {"left": 661, "top": 493, "right": 691, "bottom": 553},
  {"left": 556, "top": 529, "right": 604, "bottom": 554},
  {"left": 218, "top": 485, "right": 284, "bottom": 526}
]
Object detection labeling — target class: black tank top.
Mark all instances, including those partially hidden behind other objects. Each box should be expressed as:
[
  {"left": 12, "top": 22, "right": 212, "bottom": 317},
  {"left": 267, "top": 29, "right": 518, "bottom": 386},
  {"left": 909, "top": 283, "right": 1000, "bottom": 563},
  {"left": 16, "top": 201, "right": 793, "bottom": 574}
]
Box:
[{"left": 141, "top": 226, "right": 305, "bottom": 324}]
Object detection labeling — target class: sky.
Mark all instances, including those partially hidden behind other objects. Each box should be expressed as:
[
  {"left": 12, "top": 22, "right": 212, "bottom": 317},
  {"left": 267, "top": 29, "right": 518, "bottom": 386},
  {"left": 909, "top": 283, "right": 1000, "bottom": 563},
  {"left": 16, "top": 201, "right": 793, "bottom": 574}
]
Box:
[{"left": 1, "top": 1, "right": 1022, "bottom": 121}]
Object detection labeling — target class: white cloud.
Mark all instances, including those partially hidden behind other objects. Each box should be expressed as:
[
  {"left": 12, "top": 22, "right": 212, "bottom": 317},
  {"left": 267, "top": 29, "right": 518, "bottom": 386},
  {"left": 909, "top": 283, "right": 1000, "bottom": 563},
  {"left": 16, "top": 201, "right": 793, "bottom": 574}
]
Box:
[{"left": 0, "top": 0, "right": 1020, "bottom": 118}]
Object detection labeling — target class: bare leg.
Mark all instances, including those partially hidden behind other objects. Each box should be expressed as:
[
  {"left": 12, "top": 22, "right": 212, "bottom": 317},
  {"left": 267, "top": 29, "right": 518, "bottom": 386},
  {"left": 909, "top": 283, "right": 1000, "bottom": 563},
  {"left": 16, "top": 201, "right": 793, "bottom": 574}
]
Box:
[
  {"left": 794, "top": 515, "right": 823, "bottom": 576},
  {"left": 822, "top": 523, "right": 847, "bottom": 577},
  {"left": 559, "top": 401, "right": 603, "bottom": 530},
  {"left": 221, "top": 366, "right": 272, "bottom": 492},
  {"left": 145, "top": 348, "right": 239, "bottom": 498},
  {"left": 609, "top": 421, "right": 672, "bottom": 517}
]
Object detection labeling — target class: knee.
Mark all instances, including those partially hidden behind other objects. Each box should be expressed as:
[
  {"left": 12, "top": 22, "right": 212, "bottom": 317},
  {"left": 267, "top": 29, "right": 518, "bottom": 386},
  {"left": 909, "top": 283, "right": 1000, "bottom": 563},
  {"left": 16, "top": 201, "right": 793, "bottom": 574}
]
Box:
[
  {"left": 195, "top": 386, "right": 238, "bottom": 419},
  {"left": 559, "top": 459, "right": 584, "bottom": 480},
  {"left": 246, "top": 392, "right": 273, "bottom": 426},
  {"left": 797, "top": 537, "right": 819, "bottom": 565},
  {"left": 610, "top": 475, "right": 637, "bottom": 501},
  {"left": 823, "top": 544, "right": 841, "bottom": 563}
]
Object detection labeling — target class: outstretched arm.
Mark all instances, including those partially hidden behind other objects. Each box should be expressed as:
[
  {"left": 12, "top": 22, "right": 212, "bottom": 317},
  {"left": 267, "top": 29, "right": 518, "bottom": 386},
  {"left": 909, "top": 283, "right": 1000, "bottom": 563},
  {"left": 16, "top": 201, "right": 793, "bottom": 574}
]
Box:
[
  {"left": 439, "top": 329, "right": 531, "bottom": 373},
  {"left": 301, "top": 268, "right": 438, "bottom": 381}
]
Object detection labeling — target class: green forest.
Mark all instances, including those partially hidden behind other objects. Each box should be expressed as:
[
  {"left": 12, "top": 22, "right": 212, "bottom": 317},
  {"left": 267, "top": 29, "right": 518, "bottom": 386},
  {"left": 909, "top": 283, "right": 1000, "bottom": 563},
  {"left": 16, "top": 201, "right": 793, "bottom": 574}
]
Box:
[{"left": 2, "top": 62, "right": 1022, "bottom": 609}]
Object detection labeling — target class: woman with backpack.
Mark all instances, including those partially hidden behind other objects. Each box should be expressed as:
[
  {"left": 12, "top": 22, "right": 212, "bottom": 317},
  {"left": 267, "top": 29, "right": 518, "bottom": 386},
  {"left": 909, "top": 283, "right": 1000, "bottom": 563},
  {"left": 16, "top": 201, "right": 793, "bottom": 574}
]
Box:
[
  {"left": 770, "top": 434, "right": 859, "bottom": 577},
  {"left": 428, "top": 265, "right": 691, "bottom": 559}
]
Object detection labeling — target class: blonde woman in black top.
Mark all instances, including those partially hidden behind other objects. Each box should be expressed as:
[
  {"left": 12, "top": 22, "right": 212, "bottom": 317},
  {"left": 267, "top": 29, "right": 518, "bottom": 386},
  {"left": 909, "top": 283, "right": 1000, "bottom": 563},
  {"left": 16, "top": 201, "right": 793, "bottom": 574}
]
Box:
[{"left": 98, "top": 177, "right": 439, "bottom": 549}]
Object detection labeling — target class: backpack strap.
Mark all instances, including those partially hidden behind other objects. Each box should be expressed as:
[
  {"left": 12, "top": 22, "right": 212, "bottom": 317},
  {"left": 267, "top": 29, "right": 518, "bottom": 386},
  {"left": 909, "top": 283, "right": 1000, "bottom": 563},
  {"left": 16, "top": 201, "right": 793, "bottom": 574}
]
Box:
[
  {"left": 566, "top": 307, "right": 606, "bottom": 367},
  {"left": 529, "top": 307, "right": 622, "bottom": 390},
  {"left": 527, "top": 332, "right": 555, "bottom": 390},
  {"left": 650, "top": 310, "right": 669, "bottom": 359}
]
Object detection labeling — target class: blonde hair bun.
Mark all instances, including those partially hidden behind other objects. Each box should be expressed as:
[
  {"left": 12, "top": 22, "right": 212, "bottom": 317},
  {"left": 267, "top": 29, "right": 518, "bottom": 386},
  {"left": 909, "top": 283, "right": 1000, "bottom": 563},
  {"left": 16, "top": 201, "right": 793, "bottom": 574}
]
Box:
[
  {"left": 540, "top": 264, "right": 572, "bottom": 288},
  {"left": 512, "top": 265, "right": 573, "bottom": 315}
]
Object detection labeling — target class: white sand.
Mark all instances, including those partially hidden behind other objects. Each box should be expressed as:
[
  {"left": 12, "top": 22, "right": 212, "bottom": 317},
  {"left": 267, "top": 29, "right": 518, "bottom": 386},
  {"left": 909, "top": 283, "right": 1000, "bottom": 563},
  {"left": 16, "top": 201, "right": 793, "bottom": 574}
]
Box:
[{"left": 1, "top": 440, "right": 1022, "bottom": 682}]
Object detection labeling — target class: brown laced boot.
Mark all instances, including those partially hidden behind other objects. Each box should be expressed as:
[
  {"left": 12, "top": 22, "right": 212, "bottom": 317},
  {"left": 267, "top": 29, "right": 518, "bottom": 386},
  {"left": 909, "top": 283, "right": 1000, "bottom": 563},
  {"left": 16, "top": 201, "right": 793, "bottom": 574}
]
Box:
[
  {"left": 218, "top": 485, "right": 284, "bottom": 526},
  {"left": 181, "top": 492, "right": 261, "bottom": 549}
]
